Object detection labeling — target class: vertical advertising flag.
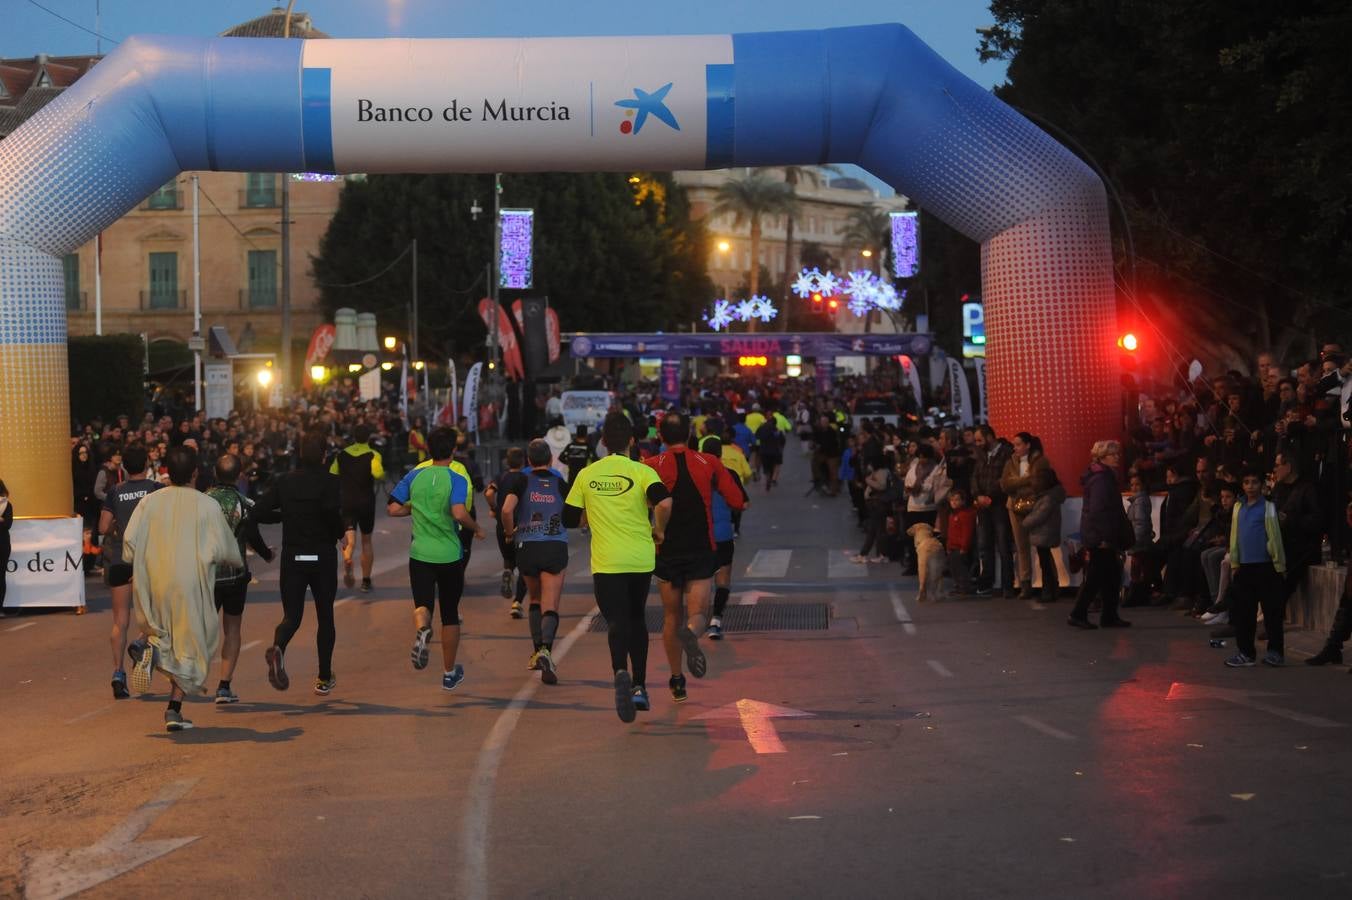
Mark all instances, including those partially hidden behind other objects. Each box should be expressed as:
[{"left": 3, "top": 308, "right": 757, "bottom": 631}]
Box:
[
  {"left": 947, "top": 356, "right": 974, "bottom": 426},
  {"left": 890, "top": 211, "right": 919, "bottom": 278},
  {"left": 462, "top": 362, "right": 483, "bottom": 434},
  {"left": 660, "top": 359, "right": 682, "bottom": 404},
  {"left": 899, "top": 355, "right": 923, "bottom": 411},
  {"left": 815, "top": 357, "right": 835, "bottom": 396},
  {"left": 973, "top": 357, "right": 988, "bottom": 422}
]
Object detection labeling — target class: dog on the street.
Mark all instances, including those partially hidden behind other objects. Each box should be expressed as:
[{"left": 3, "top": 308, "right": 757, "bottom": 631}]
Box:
[{"left": 907, "top": 522, "right": 946, "bottom": 603}]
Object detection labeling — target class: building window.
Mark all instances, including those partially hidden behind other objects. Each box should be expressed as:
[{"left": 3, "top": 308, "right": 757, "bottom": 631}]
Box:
[
  {"left": 247, "top": 250, "right": 278, "bottom": 308},
  {"left": 148, "top": 252, "right": 178, "bottom": 309},
  {"left": 63, "top": 253, "right": 80, "bottom": 310},
  {"left": 146, "top": 179, "right": 179, "bottom": 210},
  {"left": 244, "top": 173, "right": 277, "bottom": 208}
]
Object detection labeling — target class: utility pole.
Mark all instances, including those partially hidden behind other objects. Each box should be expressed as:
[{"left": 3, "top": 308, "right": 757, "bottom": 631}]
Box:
[
  {"left": 488, "top": 173, "right": 502, "bottom": 390},
  {"left": 279, "top": 0, "right": 297, "bottom": 389},
  {"left": 410, "top": 238, "right": 418, "bottom": 367},
  {"left": 192, "top": 175, "right": 202, "bottom": 411}
]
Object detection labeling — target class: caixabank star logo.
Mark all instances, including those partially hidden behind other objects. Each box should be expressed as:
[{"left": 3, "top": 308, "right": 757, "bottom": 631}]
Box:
[{"left": 614, "top": 83, "right": 680, "bottom": 135}]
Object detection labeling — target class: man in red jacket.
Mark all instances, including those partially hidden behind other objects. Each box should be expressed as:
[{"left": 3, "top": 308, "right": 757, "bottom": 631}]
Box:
[
  {"left": 944, "top": 489, "right": 977, "bottom": 596},
  {"left": 645, "top": 412, "right": 746, "bottom": 702}
]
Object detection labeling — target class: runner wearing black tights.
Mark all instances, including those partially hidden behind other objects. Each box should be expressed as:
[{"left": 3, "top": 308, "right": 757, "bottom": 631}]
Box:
[
  {"left": 564, "top": 412, "right": 672, "bottom": 722},
  {"left": 254, "top": 430, "right": 345, "bottom": 696}
]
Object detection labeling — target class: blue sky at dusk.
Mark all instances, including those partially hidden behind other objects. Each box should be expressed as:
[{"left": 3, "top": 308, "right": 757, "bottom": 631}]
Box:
[{"left": 6, "top": 1, "right": 1007, "bottom": 88}]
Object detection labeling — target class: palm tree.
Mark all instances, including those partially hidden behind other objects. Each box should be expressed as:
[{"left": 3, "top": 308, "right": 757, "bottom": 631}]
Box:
[
  {"left": 755, "top": 165, "right": 841, "bottom": 330},
  {"left": 841, "top": 204, "right": 900, "bottom": 334},
  {"left": 711, "top": 172, "right": 797, "bottom": 331},
  {"left": 840, "top": 204, "right": 894, "bottom": 275}
]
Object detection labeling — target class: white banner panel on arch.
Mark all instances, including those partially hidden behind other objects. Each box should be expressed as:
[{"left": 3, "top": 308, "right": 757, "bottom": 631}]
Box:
[
  {"left": 6, "top": 517, "right": 87, "bottom": 609},
  {"left": 303, "top": 36, "right": 732, "bottom": 173}
]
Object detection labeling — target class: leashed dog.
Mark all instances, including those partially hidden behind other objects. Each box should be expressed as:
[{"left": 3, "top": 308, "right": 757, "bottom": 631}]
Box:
[{"left": 906, "top": 522, "right": 946, "bottom": 603}]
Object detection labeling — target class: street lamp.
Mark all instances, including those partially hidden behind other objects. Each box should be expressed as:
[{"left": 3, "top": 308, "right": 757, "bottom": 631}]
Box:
[
  {"left": 381, "top": 361, "right": 394, "bottom": 371},
  {"left": 716, "top": 239, "right": 731, "bottom": 253},
  {"left": 383, "top": 336, "right": 398, "bottom": 351},
  {"left": 861, "top": 248, "right": 873, "bottom": 258},
  {"left": 347, "top": 363, "right": 362, "bottom": 374},
  {"left": 256, "top": 368, "right": 273, "bottom": 388},
  {"left": 310, "top": 364, "right": 327, "bottom": 384},
  {"left": 413, "top": 360, "right": 425, "bottom": 371}
]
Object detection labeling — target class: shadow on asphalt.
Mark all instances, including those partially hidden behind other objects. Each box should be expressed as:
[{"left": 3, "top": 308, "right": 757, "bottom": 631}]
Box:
[
  {"left": 216, "top": 700, "right": 457, "bottom": 718},
  {"left": 148, "top": 725, "right": 304, "bottom": 744},
  {"left": 447, "top": 692, "right": 610, "bottom": 714}
]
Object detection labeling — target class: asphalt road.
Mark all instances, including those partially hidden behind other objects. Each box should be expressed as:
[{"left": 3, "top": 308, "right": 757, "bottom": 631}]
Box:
[{"left": 2, "top": 449, "right": 1350, "bottom": 899}]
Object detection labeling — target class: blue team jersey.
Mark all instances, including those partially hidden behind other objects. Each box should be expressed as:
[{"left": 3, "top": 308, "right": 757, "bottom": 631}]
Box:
[
  {"left": 516, "top": 468, "right": 568, "bottom": 544},
  {"left": 732, "top": 423, "right": 755, "bottom": 453},
  {"left": 710, "top": 470, "right": 743, "bottom": 543}
]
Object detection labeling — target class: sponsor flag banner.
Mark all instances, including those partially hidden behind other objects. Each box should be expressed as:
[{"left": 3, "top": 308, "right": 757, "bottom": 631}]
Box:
[
  {"left": 561, "top": 390, "right": 613, "bottom": 428},
  {"left": 462, "top": 362, "right": 483, "bottom": 433},
  {"left": 899, "top": 355, "right": 923, "bottom": 411},
  {"left": 947, "top": 356, "right": 973, "bottom": 426},
  {"left": 7, "top": 517, "right": 86, "bottom": 609},
  {"left": 973, "top": 357, "right": 988, "bottom": 422},
  {"left": 660, "top": 359, "right": 682, "bottom": 403}
]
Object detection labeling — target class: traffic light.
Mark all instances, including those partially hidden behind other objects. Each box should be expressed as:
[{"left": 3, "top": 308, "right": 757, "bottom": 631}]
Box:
[
  {"left": 810, "top": 291, "right": 823, "bottom": 308},
  {"left": 1117, "top": 332, "right": 1138, "bottom": 352},
  {"left": 827, "top": 297, "right": 839, "bottom": 317}
]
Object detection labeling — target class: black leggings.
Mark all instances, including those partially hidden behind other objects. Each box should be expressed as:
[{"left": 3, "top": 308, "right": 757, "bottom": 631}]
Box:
[
  {"left": 593, "top": 572, "right": 652, "bottom": 687},
  {"left": 275, "top": 554, "right": 338, "bottom": 679},
  {"left": 496, "top": 526, "right": 516, "bottom": 569},
  {"left": 410, "top": 557, "right": 467, "bottom": 626}
]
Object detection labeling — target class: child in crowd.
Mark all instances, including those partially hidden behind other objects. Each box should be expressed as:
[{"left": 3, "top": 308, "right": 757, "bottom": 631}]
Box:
[{"left": 944, "top": 489, "right": 976, "bottom": 595}]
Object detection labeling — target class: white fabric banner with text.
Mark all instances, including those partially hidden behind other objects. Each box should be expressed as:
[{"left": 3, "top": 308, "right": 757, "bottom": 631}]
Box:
[{"left": 6, "top": 517, "right": 87, "bottom": 609}]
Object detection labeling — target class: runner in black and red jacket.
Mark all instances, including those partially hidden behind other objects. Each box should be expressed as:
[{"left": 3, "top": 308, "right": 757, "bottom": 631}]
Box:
[{"left": 644, "top": 411, "right": 746, "bottom": 702}]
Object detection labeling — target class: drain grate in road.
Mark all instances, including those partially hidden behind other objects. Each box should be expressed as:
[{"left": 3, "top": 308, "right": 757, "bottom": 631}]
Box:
[{"left": 588, "top": 603, "right": 829, "bottom": 634}]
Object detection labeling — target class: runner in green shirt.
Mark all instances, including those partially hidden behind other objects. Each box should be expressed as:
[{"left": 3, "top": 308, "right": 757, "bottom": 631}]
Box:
[
  {"left": 564, "top": 412, "right": 672, "bottom": 722},
  {"left": 388, "top": 427, "right": 484, "bottom": 692}
]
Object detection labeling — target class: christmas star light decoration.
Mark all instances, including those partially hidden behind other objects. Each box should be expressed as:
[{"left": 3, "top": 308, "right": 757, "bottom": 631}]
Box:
[
  {"left": 707, "top": 299, "right": 735, "bottom": 331},
  {"left": 749, "top": 295, "right": 778, "bottom": 323}
]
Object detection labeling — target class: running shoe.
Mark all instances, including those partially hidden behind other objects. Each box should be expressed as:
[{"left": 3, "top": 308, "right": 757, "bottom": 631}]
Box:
[
  {"left": 343, "top": 562, "right": 355, "bottom": 589},
  {"left": 1262, "top": 651, "right": 1285, "bottom": 667},
  {"left": 500, "top": 570, "right": 514, "bottom": 599},
  {"left": 538, "top": 648, "right": 558, "bottom": 685},
  {"left": 668, "top": 674, "right": 688, "bottom": 703},
  {"left": 510, "top": 600, "right": 524, "bottom": 619},
  {"left": 411, "top": 625, "right": 433, "bottom": 670},
  {"left": 111, "top": 670, "right": 129, "bottom": 700},
  {"left": 214, "top": 685, "right": 239, "bottom": 704},
  {"left": 265, "top": 645, "right": 290, "bottom": 691},
  {"left": 614, "top": 670, "right": 636, "bottom": 722},
  {"left": 361, "top": 578, "right": 373, "bottom": 593},
  {"left": 1224, "top": 652, "right": 1256, "bottom": 668},
  {"left": 868, "top": 556, "right": 887, "bottom": 564},
  {"left": 678, "top": 625, "right": 708, "bottom": 679},
  {"left": 126, "top": 638, "right": 146, "bottom": 667},
  {"left": 442, "top": 665, "right": 465, "bottom": 692},
  {"left": 314, "top": 674, "right": 337, "bottom": 696},
  {"left": 850, "top": 554, "right": 869, "bottom": 564},
  {"left": 130, "top": 643, "right": 156, "bottom": 694},
  {"left": 164, "top": 709, "right": 193, "bottom": 732},
  {"left": 707, "top": 618, "right": 723, "bottom": 641},
  {"left": 527, "top": 649, "right": 542, "bottom": 670},
  {"left": 631, "top": 685, "right": 650, "bottom": 712}
]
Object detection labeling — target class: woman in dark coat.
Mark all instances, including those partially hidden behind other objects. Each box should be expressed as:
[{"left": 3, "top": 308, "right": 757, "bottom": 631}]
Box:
[{"left": 1069, "top": 441, "right": 1132, "bottom": 629}]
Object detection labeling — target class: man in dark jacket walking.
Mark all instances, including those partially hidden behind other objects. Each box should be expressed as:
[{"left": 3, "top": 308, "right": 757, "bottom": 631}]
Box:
[
  {"left": 1069, "top": 441, "right": 1131, "bottom": 629},
  {"left": 1270, "top": 451, "right": 1322, "bottom": 600},
  {"left": 971, "top": 425, "right": 1014, "bottom": 597}
]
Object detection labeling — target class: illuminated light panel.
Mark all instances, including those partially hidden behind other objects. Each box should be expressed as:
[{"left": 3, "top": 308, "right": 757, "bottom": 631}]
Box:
[
  {"left": 891, "top": 211, "right": 919, "bottom": 278},
  {"left": 291, "top": 172, "right": 345, "bottom": 182},
  {"left": 499, "top": 208, "right": 534, "bottom": 289}
]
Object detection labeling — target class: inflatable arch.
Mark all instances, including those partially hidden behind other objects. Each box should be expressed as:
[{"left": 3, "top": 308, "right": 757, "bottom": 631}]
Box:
[{"left": 0, "top": 24, "right": 1117, "bottom": 516}]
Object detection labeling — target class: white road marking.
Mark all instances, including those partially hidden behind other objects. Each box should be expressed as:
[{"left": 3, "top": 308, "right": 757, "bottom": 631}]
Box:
[
  {"left": 241, "top": 640, "right": 262, "bottom": 652},
  {"left": 1167, "top": 682, "right": 1346, "bottom": 729},
  {"left": 926, "top": 659, "right": 954, "bottom": 678},
  {"left": 6, "top": 621, "right": 36, "bottom": 632},
  {"left": 694, "top": 699, "right": 814, "bottom": 754},
  {"left": 827, "top": 551, "right": 868, "bottom": 579},
  {"left": 735, "top": 590, "right": 780, "bottom": 606},
  {"left": 63, "top": 706, "right": 113, "bottom": 726},
  {"left": 1013, "top": 715, "right": 1077, "bottom": 741},
  {"left": 24, "top": 779, "right": 200, "bottom": 900},
  {"left": 889, "top": 590, "right": 917, "bottom": 635},
  {"left": 460, "top": 605, "right": 599, "bottom": 900},
  {"left": 745, "top": 549, "right": 792, "bottom": 578},
  {"left": 788, "top": 815, "right": 822, "bottom": 821}
]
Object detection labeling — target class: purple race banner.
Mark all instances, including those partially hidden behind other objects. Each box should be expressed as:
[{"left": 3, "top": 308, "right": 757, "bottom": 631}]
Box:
[
  {"left": 815, "top": 357, "right": 835, "bottom": 395},
  {"left": 568, "top": 332, "right": 934, "bottom": 359},
  {"left": 660, "top": 359, "right": 682, "bottom": 403}
]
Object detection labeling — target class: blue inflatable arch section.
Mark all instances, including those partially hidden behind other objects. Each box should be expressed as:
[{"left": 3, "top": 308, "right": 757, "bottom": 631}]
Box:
[{"left": 0, "top": 25, "right": 1117, "bottom": 515}]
